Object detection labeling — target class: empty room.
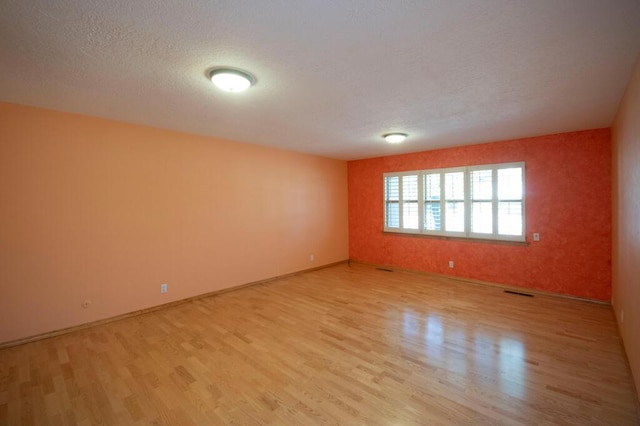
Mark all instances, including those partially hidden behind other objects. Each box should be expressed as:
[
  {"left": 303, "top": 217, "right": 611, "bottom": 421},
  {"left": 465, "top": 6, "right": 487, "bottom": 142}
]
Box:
[{"left": 1, "top": 1, "right": 639, "bottom": 424}]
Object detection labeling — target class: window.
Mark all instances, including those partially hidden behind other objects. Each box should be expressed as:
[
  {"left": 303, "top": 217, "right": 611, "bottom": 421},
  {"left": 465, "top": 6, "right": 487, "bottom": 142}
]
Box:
[{"left": 383, "top": 162, "right": 525, "bottom": 241}]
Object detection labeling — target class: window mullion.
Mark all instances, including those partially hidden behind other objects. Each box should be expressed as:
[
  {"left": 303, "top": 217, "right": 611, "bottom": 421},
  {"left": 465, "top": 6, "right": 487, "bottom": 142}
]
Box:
[
  {"left": 520, "top": 167, "right": 525, "bottom": 237},
  {"left": 492, "top": 166, "right": 499, "bottom": 238},
  {"left": 417, "top": 172, "right": 424, "bottom": 233},
  {"left": 440, "top": 170, "right": 445, "bottom": 233},
  {"left": 464, "top": 167, "right": 470, "bottom": 237},
  {"left": 398, "top": 176, "right": 403, "bottom": 230}
]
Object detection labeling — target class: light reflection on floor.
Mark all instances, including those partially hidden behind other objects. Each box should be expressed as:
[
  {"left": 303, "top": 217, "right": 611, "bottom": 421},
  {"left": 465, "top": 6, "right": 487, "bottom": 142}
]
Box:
[
  {"left": 425, "top": 313, "right": 443, "bottom": 361},
  {"left": 499, "top": 337, "right": 526, "bottom": 398},
  {"left": 401, "top": 309, "right": 526, "bottom": 399}
]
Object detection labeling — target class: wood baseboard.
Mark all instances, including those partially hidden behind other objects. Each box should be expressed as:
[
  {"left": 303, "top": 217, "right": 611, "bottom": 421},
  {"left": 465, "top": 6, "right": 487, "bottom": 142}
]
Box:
[
  {"left": 0, "top": 260, "right": 348, "bottom": 349},
  {"left": 348, "top": 259, "right": 611, "bottom": 305}
]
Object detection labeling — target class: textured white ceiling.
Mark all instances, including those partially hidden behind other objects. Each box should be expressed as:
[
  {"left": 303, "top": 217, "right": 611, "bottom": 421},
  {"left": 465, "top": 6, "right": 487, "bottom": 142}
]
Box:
[{"left": 1, "top": 1, "right": 638, "bottom": 160}]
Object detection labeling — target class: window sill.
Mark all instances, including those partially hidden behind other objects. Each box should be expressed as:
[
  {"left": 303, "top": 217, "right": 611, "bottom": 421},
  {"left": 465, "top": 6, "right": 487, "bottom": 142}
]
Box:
[{"left": 382, "top": 231, "right": 530, "bottom": 246}]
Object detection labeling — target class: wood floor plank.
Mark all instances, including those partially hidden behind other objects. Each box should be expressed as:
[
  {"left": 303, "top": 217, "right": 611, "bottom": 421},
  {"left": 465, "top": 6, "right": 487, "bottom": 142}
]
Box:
[{"left": 0, "top": 263, "right": 638, "bottom": 425}]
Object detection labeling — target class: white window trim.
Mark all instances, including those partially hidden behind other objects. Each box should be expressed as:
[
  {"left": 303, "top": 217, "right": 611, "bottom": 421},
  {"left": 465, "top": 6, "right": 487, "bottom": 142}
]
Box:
[{"left": 383, "top": 162, "right": 525, "bottom": 242}]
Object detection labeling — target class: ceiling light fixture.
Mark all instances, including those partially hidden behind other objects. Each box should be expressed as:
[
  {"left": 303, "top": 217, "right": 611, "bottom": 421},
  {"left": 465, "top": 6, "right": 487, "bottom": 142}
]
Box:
[
  {"left": 383, "top": 133, "right": 408, "bottom": 143},
  {"left": 208, "top": 68, "right": 255, "bottom": 92}
]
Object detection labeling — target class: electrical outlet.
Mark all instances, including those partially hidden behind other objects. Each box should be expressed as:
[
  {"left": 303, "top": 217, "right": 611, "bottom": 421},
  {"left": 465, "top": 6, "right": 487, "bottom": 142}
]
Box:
[
  {"left": 160, "top": 283, "right": 168, "bottom": 294},
  {"left": 449, "top": 260, "right": 454, "bottom": 268},
  {"left": 533, "top": 232, "right": 540, "bottom": 241},
  {"left": 81, "top": 300, "right": 92, "bottom": 309}
]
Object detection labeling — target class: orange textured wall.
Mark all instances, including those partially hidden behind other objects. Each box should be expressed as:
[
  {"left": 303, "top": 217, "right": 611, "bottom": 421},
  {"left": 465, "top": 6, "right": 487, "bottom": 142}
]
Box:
[
  {"left": 612, "top": 58, "right": 640, "bottom": 398},
  {"left": 0, "top": 102, "right": 349, "bottom": 344},
  {"left": 348, "top": 129, "right": 611, "bottom": 301}
]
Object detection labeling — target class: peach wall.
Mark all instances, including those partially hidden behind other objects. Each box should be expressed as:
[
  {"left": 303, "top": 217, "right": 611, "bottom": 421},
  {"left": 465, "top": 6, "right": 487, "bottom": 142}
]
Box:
[
  {"left": 0, "top": 102, "right": 349, "bottom": 344},
  {"left": 612, "top": 58, "right": 640, "bottom": 397},
  {"left": 348, "top": 129, "right": 611, "bottom": 301}
]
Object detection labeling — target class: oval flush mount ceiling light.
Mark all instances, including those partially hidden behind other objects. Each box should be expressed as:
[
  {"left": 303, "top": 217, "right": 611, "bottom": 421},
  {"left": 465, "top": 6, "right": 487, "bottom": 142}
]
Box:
[
  {"left": 383, "top": 133, "right": 408, "bottom": 143},
  {"left": 208, "top": 68, "right": 255, "bottom": 92}
]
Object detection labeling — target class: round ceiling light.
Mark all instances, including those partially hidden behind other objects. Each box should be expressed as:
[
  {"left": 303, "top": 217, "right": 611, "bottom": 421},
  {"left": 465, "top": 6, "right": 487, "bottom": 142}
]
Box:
[
  {"left": 383, "top": 133, "right": 408, "bottom": 143},
  {"left": 208, "top": 68, "right": 254, "bottom": 92}
]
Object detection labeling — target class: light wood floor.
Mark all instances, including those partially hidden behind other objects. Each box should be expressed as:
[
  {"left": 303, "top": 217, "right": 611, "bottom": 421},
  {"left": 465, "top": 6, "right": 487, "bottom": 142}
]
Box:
[{"left": 1, "top": 263, "right": 638, "bottom": 425}]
